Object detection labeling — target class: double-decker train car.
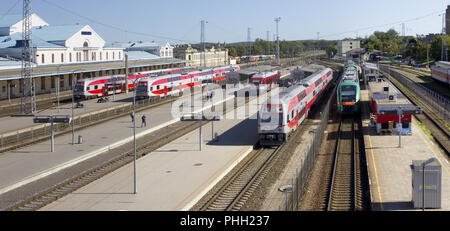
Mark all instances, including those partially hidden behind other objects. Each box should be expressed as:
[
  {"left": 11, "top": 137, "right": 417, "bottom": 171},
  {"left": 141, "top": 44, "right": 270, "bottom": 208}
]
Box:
[
  {"left": 249, "top": 70, "right": 281, "bottom": 93},
  {"left": 135, "top": 65, "right": 240, "bottom": 98},
  {"left": 431, "top": 61, "right": 450, "bottom": 85},
  {"left": 337, "top": 61, "right": 361, "bottom": 114},
  {"left": 258, "top": 68, "right": 333, "bottom": 146},
  {"left": 73, "top": 66, "right": 196, "bottom": 99}
]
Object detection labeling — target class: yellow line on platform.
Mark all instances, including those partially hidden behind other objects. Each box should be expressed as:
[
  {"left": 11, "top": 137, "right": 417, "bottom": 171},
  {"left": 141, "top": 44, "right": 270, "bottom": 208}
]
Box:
[
  {"left": 415, "top": 122, "right": 450, "bottom": 176},
  {"left": 368, "top": 135, "right": 383, "bottom": 211}
]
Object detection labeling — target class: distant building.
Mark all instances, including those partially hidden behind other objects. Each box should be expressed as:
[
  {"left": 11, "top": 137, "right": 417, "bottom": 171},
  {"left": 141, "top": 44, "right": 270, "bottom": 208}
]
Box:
[
  {"left": 0, "top": 24, "right": 124, "bottom": 66},
  {"left": 338, "top": 40, "right": 360, "bottom": 57},
  {"left": 0, "top": 13, "right": 48, "bottom": 36},
  {"left": 173, "top": 44, "right": 228, "bottom": 67},
  {"left": 109, "top": 41, "right": 174, "bottom": 58},
  {"left": 345, "top": 48, "right": 368, "bottom": 63}
]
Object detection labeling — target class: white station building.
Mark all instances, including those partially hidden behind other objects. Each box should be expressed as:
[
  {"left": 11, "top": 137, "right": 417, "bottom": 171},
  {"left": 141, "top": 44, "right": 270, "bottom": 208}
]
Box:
[{"left": 0, "top": 24, "right": 124, "bottom": 66}]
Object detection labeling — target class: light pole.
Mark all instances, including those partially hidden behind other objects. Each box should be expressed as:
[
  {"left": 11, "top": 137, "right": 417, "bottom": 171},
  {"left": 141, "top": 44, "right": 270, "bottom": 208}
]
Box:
[
  {"left": 125, "top": 43, "right": 136, "bottom": 94},
  {"left": 132, "top": 74, "right": 141, "bottom": 194},
  {"left": 71, "top": 69, "right": 82, "bottom": 145}
]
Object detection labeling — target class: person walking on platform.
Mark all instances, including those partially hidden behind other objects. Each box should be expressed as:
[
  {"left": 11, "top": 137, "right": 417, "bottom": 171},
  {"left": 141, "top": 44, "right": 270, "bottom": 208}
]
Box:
[
  {"left": 141, "top": 114, "right": 147, "bottom": 128},
  {"left": 130, "top": 111, "right": 135, "bottom": 122}
]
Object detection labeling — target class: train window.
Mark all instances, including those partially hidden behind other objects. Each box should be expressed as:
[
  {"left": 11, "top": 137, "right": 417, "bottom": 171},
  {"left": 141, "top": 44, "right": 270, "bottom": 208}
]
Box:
[
  {"left": 95, "top": 85, "right": 98, "bottom": 90},
  {"left": 157, "top": 85, "right": 160, "bottom": 90},
  {"left": 87, "top": 86, "right": 90, "bottom": 90},
  {"left": 291, "top": 110, "right": 294, "bottom": 119}
]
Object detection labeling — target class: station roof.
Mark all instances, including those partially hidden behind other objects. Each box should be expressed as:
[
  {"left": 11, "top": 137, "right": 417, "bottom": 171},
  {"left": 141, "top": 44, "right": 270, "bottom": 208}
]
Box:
[
  {"left": 0, "top": 57, "right": 22, "bottom": 69},
  {"left": 237, "top": 65, "right": 274, "bottom": 76},
  {"left": 368, "top": 80, "right": 412, "bottom": 106},
  {"left": 31, "top": 24, "right": 86, "bottom": 42},
  {"left": 0, "top": 58, "right": 189, "bottom": 80},
  {"left": 0, "top": 32, "right": 65, "bottom": 49},
  {"left": 126, "top": 51, "right": 160, "bottom": 60}
]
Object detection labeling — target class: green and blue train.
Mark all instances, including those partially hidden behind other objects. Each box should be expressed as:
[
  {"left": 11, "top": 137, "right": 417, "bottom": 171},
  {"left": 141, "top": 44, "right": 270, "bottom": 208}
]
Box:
[{"left": 337, "top": 60, "right": 360, "bottom": 114}]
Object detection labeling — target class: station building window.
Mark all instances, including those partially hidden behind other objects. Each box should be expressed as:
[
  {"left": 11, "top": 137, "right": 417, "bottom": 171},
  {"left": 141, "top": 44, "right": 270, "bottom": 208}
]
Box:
[
  {"left": 52, "top": 54, "right": 55, "bottom": 63},
  {"left": 41, "top": 54, "right": 44, "bottom": 64},
  {"left": 69, "top": 53, "right": 72, "bottom": 62},
  {"left": 61, "top": 53, "right": 64, "bottom": 63}
]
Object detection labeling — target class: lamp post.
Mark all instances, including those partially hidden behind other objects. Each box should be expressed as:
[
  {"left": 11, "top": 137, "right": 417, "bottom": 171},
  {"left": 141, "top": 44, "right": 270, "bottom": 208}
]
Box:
[
  {"left": 71, "top": 69, "right": 82, "bottom": 145},
  {"left": 132, "top": 74, "right": 140, "bottom": 194},
  {"left": 125, "top": 43, "right": 136, "bottom": 94}
]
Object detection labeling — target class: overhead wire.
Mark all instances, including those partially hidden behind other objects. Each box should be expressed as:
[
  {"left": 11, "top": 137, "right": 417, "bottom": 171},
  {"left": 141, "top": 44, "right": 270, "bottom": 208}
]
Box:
[
  {"left": 315, "top": 9, "right": 444, "bottom": 40},
  {"left": 0, "top": 0, "right": 22, "bottom": 21},
  {"left": 39, "top": 0, "right": 199, "bottom": 44}
]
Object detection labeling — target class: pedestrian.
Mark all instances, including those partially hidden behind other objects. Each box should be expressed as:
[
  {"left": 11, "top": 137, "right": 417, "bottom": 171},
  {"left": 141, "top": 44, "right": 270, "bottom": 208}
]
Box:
[
  {"left": 130, "top": 111, "right": 134, "bottom": 122},
  {"left": 141, "top": 114, "right": 147, "bottom": 128}
]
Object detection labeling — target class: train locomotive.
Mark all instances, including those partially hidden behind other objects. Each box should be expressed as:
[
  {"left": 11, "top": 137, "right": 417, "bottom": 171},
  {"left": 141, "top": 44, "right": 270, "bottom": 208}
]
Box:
[
  {"left": 258, "top": 68, "right": 333, "bottom": 146},
  {"left": 337, "top": 60, "right": 360, "bottom": 114}
]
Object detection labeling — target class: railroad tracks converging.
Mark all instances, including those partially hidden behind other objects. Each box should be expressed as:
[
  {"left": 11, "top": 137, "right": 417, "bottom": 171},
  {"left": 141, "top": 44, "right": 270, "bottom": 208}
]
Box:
[{"left": 200, "top": 146, "right": 281, "bottom": 211}]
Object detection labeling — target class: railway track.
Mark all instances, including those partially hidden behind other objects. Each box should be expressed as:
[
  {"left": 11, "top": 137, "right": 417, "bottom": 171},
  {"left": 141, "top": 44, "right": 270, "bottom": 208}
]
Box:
[
  {"left": 2, "top": 120, "right": 199, "bottom": 211},
  {"left": 1, "top": 91, "right": 253, "bottom": 211},
  {"left": 326, "top": 117, "right": 356, "bottom": 211},
  {"left": 378, "top": 69, "right": 450, "bottom": 154},
  {"left": 200, "top": 146, "right": 281, "bottom": 211}
]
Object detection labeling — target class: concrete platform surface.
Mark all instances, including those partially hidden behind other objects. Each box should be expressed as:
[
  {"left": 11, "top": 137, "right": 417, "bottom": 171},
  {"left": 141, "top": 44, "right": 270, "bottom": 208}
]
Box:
[
  {"left": 362, "top": 88, "right": 450, "bottom": 211},
  {"left": 0, "top": 91, "right": 136, "bottom": 135},
  {"left": 0, "top": 90, "right": 235, "bottom": 195},
  {"left": 39, "top": 91, "right": 270, "bottom": 211}
]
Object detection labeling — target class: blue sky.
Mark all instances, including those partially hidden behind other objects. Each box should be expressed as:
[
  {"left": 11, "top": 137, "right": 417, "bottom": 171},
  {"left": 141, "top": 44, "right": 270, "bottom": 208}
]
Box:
[{"left": 1, "top": 0, "right": 449, "bottom": 44}]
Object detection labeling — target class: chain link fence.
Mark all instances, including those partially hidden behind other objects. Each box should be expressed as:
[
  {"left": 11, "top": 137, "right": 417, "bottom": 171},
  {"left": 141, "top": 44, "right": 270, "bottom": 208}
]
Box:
[
  {"left": 380, "top": 65, "right": 450, "bottom": 124},
  {"left": 277, "top": 72, "right": 338, "bottom": 211}
]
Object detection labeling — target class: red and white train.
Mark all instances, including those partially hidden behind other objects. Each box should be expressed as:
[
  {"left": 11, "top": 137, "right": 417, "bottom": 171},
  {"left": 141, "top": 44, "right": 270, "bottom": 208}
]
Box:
[
  {"left": 431, "top": 61, "right": 450, "bottom": 85},
  {"left": 249, "top": 70, "right": 281, "bottom": 91},
  {"left": 135, "top": 65, "right": 240, "bottom": 98},
  {"left": 258, "top": 68, "right": 333, "bottom": 146},
  {"left": 73, "top": 66, "right": 197, "bottom": 99}
]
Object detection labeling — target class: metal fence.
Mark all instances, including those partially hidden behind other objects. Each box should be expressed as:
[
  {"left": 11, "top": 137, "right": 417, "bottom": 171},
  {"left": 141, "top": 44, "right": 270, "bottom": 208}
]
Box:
[
  {"left": 277, "top": 77, "right": 336, "bottom": 211},
  {"left": 0, "top": 93, "right": 177, "bottom": 152},
  {"left": 380, "top": 65, "right": 450, "bottom": 123}
]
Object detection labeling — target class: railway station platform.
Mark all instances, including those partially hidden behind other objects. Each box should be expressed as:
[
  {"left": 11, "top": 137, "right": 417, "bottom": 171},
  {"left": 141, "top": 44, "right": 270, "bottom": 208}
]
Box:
[
  {"left": 0, "top": 89, "right": 236, "bottom": 197},
  {"left": 0, "top": 91, "right": 134, "bottom": 135},
  {"left": 38, "top": 92, "right": 266, "bottom": 211},
  {"left": 361, "top": 88, "right": 450, "bottom": 211}
]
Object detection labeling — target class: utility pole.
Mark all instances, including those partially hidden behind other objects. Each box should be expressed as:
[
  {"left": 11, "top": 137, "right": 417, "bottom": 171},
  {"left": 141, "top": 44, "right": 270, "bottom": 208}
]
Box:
[
  {"left": 317, "top": 32, "right": 320, "bottom": 60},
  {"left": 247, "top": 27, "right": 251, "bottom": 56},
  {"left": 266, "top": 30, "right": 270, "bottom": 55},
  {"left": 442, "top": 13, "right": 447, "bottom": 61},
  {"left": 402, "top": 23, "right": 405, "bottom": 60},
  {"left": 201, "top": 20, "right": 207, "bottom": 67},
  {"left": 21, "top": 0, "right": 35, "bottom": 114},
  {"left": 275, "top": 17, "right": 281, "bottom": 65}
]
